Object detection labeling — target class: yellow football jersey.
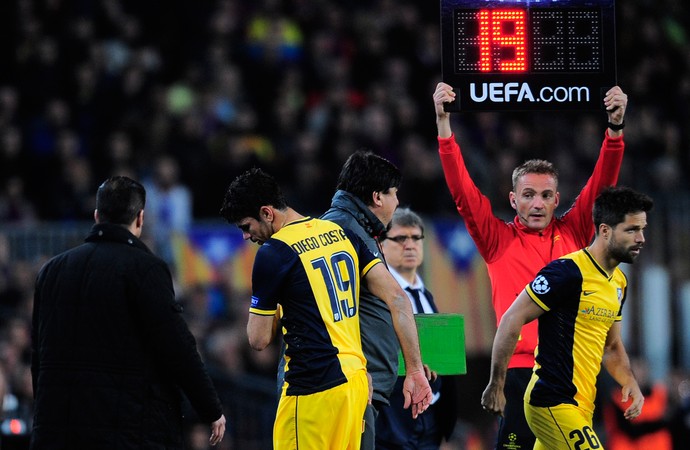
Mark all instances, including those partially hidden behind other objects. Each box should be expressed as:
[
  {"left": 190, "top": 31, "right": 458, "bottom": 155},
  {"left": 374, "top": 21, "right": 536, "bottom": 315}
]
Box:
[
  {"left": 250, "top": 217, "right": 380, "bottom": 395},
  {"left": 525, "top": 248, "right": 627, "bottom": 414}
]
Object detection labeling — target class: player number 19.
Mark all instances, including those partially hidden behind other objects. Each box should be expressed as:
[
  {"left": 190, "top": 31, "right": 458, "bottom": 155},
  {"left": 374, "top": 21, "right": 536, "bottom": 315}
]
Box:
[{"left": 311, "top": 252, "right": 358, "bottom": 322}]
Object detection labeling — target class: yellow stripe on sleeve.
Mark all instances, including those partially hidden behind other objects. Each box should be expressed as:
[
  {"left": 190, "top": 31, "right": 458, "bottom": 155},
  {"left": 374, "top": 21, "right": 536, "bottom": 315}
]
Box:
[
  {"left": 361, "top": 258, "right": 382, "bottom": 278},
  {"left": 249, "top": 307, "right": 278, "bottom": 316},
  {"left": 525, "top": 286, "right": 550, "bottom": 312}
]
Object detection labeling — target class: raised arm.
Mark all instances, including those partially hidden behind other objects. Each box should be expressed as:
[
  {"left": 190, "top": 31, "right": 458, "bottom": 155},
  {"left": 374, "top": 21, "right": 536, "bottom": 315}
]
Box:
[
  {"left": 481, "top": 290, "right": 544, "bottom": 415},
  {"left": 434, "top": 82, "right": 455, "bottom": 139},
  {"left": 604, "top": 86, "right": 627, "bottom": 138},
  {"left": 565, "top": 86, "right": 627, "bottom": 243},
  {"left": 364, "top": 263, "right": 433, "bottom": 418},
  {"left": 433, "top": 82, "right": 513, "bottom": 262},
  {"left": 602, "top": 322, "right": 644, "bottom": 420}
]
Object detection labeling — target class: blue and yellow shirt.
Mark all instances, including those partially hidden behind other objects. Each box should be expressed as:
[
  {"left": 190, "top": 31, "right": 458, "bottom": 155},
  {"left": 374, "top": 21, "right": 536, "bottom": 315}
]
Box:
[
  {"left": 249, "top": 217, "right": 380, "bottom": 396},
  {"left": 525, "top": 248, "right": 627, "bottom": 414}
]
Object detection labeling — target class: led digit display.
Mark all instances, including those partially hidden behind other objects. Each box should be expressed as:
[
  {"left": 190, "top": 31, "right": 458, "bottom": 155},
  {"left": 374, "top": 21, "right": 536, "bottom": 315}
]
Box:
[
  {"left": 456, "top": 9, "right": 528, "bottom": 73},
  {"left": 441, "top": 0, "right": 616, "bottom": 111}
]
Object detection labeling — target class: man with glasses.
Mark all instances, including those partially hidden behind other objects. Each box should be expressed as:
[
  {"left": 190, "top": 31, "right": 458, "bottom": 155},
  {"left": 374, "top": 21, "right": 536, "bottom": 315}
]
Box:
[{"left": 376, "top": 208, "right": 458, "bottom": 449}]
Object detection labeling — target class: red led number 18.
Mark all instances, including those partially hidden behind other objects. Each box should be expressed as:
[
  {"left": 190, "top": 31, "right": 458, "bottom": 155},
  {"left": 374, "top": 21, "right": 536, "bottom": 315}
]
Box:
[{"left": 478, "top": 9, "right": 526, "bottom": 72}]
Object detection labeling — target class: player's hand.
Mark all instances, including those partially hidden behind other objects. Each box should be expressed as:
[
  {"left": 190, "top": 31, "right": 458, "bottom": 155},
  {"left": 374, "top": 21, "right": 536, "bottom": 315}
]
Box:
[
  {"left": 209, "top": 414, "right": 226, "bottom": 446},
  {"left": 433, "top": 82, "right": 456, "bottom": 120},
  {"left": 620, "top": 383, "right": 644, "bottom": 420},
  {"left": 402, "top": 369, "right": 433, "bottom": 419},
  {"left": 481, "top": 382, "right": 506, "bottom": 416},
  {"left": 366, "top": 371, "right": 373, "bottom": 405},
  {"left": 604, "top": 86, "right": 627, "bottom": 125}
]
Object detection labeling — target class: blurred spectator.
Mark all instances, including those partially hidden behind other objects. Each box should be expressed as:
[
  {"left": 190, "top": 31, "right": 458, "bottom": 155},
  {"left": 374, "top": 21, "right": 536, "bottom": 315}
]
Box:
[
  {"left": 0, "top": 87, "right": 19, "bottom": 127},
  {"left": 668, "top": 369, "right": 690, "bottom": 450},
  {"left": 0, "top": 126, "right": 28, "bottom": 187},
  {"left": 0, "top": 177, "right": 37, "bottom": 225},
  {"left": 0, "top": 234, "right": 12, "bottom": 321},
  {"left": 96, "top": 130, "right": 137, "bottom": 183},
  {"left": 0, "top": 317, "right": 32, "bottom": 448},
  {"left": 245, "top": 3, "right": 303, "bottom": 65},
  {"left": 603, "top": 357, "right": 672, "bottom": 450},
  {"left": 0, "top": 259, "right": 34, "bottom": 324},
  {"left": 396, "top": 133, "right": 447, "bottom": 214},
  {"left": 48, "top": 155, "right": 96, "bottom": 221},
  {"left": 142, "top": 154, "right": 192, "bottom": 267},
  {"left": 0, "top": 364, "right": 5, "bottom": 417},
  {"left": 204, "top": 324, "right": 248, "bottom": 379}
]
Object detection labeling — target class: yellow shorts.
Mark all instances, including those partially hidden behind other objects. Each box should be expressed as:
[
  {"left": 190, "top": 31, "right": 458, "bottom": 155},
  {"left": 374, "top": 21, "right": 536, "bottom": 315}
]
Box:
[
  {"left": 525, "top": 402, "right": 604, "bottom": 450},
  {"left": 274, "top": 369, "right": 368, "bottom": 450}
]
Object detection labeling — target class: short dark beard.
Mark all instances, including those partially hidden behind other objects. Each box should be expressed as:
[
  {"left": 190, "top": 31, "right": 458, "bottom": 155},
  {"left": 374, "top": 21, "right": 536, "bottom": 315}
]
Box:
[{"left": 608, "top": 237, "right": 638, "bottom": 264}]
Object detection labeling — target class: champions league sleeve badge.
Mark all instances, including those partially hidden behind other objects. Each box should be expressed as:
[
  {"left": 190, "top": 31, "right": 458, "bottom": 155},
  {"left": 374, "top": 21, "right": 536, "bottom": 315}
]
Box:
[{"left": 531, "top": 275, "right": 551, "bottom": 295}]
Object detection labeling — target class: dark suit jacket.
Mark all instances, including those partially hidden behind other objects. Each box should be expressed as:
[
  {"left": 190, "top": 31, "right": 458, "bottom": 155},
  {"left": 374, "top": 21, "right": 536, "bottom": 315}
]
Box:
[
  {"left": 31, "top": 223, "right": 222, "bottom": 449},
  {"left": 375, "top": 287, "right": 459, "bottom": 447}
]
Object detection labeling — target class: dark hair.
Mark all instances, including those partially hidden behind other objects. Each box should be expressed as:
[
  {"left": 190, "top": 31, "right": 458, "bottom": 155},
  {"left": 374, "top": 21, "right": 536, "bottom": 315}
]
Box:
[
  {"left": 96, "top": 176, "right": 146, "bottom": 225},
  {"left": 386, "top": 207, "right": 425, "bottom": 235},
  {"left": 512, "top": 159, "right": 558, "bottom": 191},
  {"left": 219, "top": 168, "right": 288, "bottom": 223},
  {"left": 593, "top": 186, "right": 654, "bottom": 231},
  {"left": 336, "top": 151, "right": 401, "bottom": 206}
]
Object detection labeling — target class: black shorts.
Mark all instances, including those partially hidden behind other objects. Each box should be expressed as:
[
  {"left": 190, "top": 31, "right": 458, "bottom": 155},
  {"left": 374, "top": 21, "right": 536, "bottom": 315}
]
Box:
[{"left": 494, "top": 367, "right": 536, "bottom": 450}]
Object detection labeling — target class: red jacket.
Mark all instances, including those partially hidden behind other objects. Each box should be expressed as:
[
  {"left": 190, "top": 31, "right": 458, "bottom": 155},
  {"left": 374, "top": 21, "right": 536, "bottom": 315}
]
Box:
[{"left": 438, "top": 131, "right": 624, "bottom": 368}]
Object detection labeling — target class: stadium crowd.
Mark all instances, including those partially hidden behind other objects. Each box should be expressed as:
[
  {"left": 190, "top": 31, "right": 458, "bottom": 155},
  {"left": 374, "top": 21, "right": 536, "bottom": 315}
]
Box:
[{"left": 1, "top": 0, "right": 690, "bottom": 448}]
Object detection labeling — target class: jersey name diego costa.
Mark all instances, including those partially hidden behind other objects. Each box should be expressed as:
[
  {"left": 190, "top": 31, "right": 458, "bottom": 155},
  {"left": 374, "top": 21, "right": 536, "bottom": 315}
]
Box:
[{"left": 249, "top": 217, "right": 381, "bottom": 395}]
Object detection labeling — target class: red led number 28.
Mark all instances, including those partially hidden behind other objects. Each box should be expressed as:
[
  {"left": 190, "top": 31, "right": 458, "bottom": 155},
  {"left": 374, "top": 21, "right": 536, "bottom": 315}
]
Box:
[{"left": 478, "top": 9, "right": 526, "bottom": 72}]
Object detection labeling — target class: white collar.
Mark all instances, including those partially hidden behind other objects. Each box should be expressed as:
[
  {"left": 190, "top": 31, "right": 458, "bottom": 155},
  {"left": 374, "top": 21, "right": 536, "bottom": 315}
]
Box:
[{"left": 388, "top": 267, "right": 424, "bottom": 291}]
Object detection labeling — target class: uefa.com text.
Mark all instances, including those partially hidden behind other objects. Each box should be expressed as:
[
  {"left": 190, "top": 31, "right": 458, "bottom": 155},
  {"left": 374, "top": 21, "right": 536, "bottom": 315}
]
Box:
[{"left": 469, "top": 83, "right": 590, "bottom": 104}]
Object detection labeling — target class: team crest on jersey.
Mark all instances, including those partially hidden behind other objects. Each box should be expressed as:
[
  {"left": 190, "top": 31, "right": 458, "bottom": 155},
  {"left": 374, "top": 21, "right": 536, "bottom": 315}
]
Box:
[{"left": 532, "top": 275, "right": 550, "bottom": 294}]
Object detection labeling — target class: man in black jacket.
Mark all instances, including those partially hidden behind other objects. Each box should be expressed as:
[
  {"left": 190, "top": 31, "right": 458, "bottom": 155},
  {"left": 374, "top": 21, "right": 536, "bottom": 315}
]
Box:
[{"left": 31, "top": 176, "right": 226, "bottom": 449}]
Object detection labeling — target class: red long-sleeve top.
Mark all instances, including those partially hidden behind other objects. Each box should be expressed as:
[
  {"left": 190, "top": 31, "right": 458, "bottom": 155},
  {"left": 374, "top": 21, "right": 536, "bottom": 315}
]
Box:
[{"left": 438, "top": 131, "right": 624, "bottom": 368}]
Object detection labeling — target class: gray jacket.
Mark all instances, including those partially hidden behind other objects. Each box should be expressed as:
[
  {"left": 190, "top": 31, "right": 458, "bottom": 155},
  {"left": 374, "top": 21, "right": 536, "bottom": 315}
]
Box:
[{"left": 321, "top": 190, "right": 400, "bottom": 405}]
